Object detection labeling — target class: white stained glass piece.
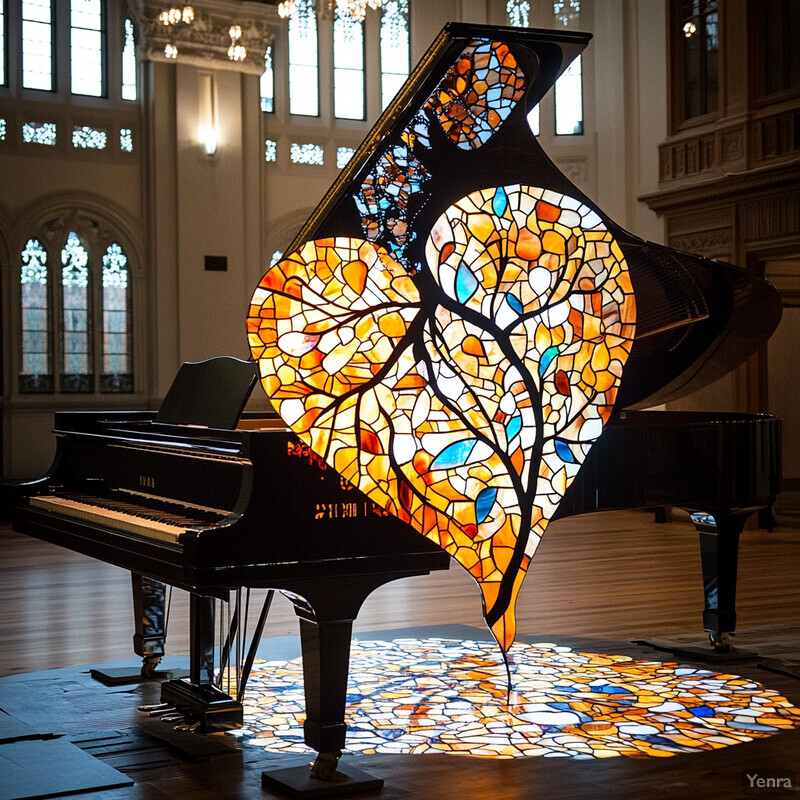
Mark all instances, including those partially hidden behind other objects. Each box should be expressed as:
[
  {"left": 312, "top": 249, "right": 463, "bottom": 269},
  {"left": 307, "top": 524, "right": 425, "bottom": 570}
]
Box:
[
  {"left": 290, "top": 142, "right": 324, "bottom": 165},
  {"left": 120, "top": 128, "right": 133, "bottom": 152},
  {"left": 527, "top": 104, "right": 540, "bottom": 136},
  {"left": 265, "top": 139, "right": 277, "bottom": 162},
  {"left": 269, "top": 250, "right": 284, "bottom": 267},
  {"left": 0, "top": 119, "right": 6, "bottom": 141},
  {"left": 23, "top": 121, "right": 57, "bottom": 145}
]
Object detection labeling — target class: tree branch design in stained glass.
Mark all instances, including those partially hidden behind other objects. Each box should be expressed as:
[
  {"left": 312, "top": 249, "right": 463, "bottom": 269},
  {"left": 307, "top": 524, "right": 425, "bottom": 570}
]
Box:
[{"left": 248, "top": 36, "right": 636, "bottom": 653}]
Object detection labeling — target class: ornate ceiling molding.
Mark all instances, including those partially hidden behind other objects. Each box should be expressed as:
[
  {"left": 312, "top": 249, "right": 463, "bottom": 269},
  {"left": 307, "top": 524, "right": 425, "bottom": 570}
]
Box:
[{"left": 127, "top": 0, "right": 277, "bottom": 75}]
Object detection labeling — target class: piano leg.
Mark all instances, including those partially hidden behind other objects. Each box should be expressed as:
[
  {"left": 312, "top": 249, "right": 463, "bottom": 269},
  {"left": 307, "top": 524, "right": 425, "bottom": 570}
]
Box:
[
  {"left": 691, "top": 509, "right": 754, "bottom": 652},
  {"left": 190, "top": 594, "right": 216, "bottom": 685},
  {"left": 132, "top": 574, "right": 167, "bottom": 677},
  {"left": 262, "top": 571, "right": 432, "bottom": 796}
]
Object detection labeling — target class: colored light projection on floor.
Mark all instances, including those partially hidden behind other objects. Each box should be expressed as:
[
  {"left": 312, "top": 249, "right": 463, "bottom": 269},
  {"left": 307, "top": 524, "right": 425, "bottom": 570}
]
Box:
[
  {"left": 233, "top": 638, "right": 800, "bottom": 760},
  {"left": 247, "top": 186, "right": 636, "bottom": 651}
]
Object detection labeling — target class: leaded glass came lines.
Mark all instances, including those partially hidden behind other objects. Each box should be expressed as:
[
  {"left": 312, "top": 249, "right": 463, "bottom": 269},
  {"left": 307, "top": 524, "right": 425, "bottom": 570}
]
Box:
[
  {"left": 72, "top": 125, "right": 106, "bottom": 149},
  {"left": 60, "top": 232, "right": 92, "bottom": 392},
  {"left": 70, "top": 0, "right": 105, "bottom": 97},
  {"left": 22, "top": 121, "right": 56, "bottom": 145},
  {"left": 22, "top": 0, "right": 53, "bottom": 91},
  {"left": 20, "top": 238, "right": 52, "bottom": 392}
]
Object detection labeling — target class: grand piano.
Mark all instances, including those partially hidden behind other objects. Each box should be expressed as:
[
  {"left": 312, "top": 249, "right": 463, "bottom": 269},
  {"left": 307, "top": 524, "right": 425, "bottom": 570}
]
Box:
[{"left": 11, "top": 21, "right": 782, "bottom": 791}]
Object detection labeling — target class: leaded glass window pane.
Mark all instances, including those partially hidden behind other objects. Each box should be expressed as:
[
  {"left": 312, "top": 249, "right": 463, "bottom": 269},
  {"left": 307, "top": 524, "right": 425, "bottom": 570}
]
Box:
[
  {"left": 20, "top": 238, "right": 53, "bottom": 392},
  {"left": 120, "top": 127, "right": 132, "bottom": 152},
  {"left": 260, "top": 45, "right": 274, "bottom": 112},
  {"left": 681, "top": 0, "right": 718, "bottom": 119},
  {"left": 334, "top": 7, "right": 364, "bottom": 120},
  {"left": 71, "top": 0, "right": 105, "bottom": 97},
  {"left": 60, "top": 231, "right": 92, "bottom": 392},
  {"left": 290, "top": 142, "right": 323, "bottom": 165},
  {"left": 22, "top": 121, "right": 56, "bottom": 145},
  {"left": 22, "top": 0, "right": 53, "bottom": 91},
  {"left": 380, "top": 0, "right": 409, "bottom": 110},
  {"left": 1, "top": 0, "right": 7, "bottom": 86},
  {"left": 554, "top": 54, "right": 583, "bottom": 135},
  {"left": 506, "top": 0, "right": 530, "bottom": 27},
  {"left": 265, "top": 138, "right": 277, "bottom": 162},
  {"left": 288, "top": 0, "right": 318, "bottom": 116},
  {"left": 101, "top": 242, "right": 132, "bottom": 392},
  {"left": 72, "top": 125, "right": 106, "bottom": 148},
  {"left": 0, "top": 119, "right": 6, "bottom": 140},
  {"left": 121, "top": 18, "right": 137, "bottom": 101},
  {"left": 337, "top": 146, "right": 355, "bottom": 169}
]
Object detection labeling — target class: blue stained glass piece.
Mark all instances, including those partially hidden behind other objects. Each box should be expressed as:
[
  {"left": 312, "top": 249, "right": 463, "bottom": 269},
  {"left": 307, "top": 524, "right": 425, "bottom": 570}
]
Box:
[
  {"left": 692, "top": 706, "right": 714, "bottom": 717},
  {"left": 492, "top": 186, "right": 508, "bottom": 217},
  {"left": 506, "top": 293, "right": 523, "bottom": 314},
  {"left": 456, "top": 262, "right": 478, "bottom": 303},
  {"left": 506, "top": 415, "right": 521, "bottom": 441},
  {"left": 475, "top": 487, "right": 497, "bottom": 524},
  {"left": 539, "top": 345, "right": 559, "bottom": 377},
  {"left": 555, "top": 439, "right": 575, "bottom": 463},
  {"left": 430, "top": 439, "right": 476, "bottom": 470}
]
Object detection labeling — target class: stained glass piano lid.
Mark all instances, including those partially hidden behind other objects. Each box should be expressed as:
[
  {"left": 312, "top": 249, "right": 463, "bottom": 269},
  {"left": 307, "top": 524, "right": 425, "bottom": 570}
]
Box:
[{"left": 247, "top": 24, "right": 779, "bottom": 652}]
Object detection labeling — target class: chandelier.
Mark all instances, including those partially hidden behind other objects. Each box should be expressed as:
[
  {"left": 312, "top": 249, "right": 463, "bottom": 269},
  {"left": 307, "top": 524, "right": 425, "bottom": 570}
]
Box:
[{"left": 279, "top": 0, "right": 383, "bottom": 23}]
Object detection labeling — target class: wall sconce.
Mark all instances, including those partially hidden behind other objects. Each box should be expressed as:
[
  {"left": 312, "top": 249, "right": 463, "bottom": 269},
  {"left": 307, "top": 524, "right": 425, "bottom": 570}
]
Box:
[{"left": 198, "top": 73, "right": 219, "bottom": 157}]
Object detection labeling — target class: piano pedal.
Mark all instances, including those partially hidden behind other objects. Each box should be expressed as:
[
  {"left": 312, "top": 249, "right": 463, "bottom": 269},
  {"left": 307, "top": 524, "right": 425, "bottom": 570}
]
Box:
[
  {"left": 137, "top": 702, "right": 172, "bottom": 713},
  {"left": 174, "top": 719, "right": 202, "bottom": 733},
  {"left": 160, "top": 712, "right": 187, "bottom": 723}
]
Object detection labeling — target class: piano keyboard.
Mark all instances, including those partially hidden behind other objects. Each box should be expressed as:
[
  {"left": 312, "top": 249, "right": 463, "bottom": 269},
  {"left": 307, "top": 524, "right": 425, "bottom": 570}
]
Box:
[{"left": 29, "top": 490, "right": 229, "bottom": 544}]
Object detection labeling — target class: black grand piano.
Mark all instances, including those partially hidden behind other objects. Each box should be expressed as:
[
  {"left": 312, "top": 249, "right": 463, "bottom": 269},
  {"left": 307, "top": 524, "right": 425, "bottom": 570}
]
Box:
[{"left": 10, "top": 22, "right": 782, "bottom": 792}]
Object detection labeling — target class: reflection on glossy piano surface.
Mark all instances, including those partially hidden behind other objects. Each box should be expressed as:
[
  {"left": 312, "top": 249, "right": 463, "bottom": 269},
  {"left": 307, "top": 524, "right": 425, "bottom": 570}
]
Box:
[{"left": 11, "top": 21, "right": 782, "bottom": 791}]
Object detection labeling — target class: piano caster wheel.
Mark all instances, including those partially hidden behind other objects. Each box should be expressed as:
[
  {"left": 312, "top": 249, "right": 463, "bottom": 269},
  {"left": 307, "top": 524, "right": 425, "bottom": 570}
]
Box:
[
  {"left": 140, "top": 655, "right": 163, "bottom": 679},
  {"left": 309, "top": 751, "right": 343, "bottom": 783},
  {"left": 709, "top": 631, "right": 733, "bottom": 653}
]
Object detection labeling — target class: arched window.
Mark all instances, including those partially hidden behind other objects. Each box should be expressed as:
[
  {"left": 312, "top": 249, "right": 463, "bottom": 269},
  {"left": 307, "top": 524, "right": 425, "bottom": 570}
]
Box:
[{"left": 18, "top": 225, "right": 133, "bottom": 394}]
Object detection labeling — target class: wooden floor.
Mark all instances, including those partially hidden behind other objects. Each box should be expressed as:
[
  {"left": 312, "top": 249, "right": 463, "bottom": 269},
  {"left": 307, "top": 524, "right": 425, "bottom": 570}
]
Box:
[{"left": 1, "top": 496, "right": 799, "bottom": 799}]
